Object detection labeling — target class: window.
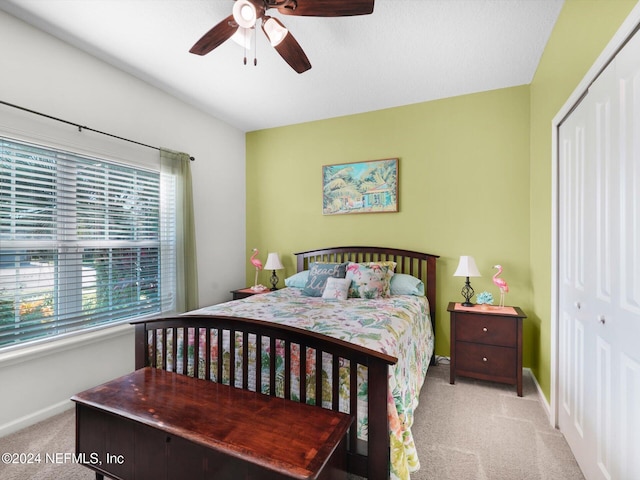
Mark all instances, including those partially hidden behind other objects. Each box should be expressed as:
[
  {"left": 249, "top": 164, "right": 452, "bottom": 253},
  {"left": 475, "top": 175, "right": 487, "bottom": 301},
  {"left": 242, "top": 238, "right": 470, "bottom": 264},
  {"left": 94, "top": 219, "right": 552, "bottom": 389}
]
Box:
[{"left": 0, "top": 137, "right": 176, "bottom": 349}]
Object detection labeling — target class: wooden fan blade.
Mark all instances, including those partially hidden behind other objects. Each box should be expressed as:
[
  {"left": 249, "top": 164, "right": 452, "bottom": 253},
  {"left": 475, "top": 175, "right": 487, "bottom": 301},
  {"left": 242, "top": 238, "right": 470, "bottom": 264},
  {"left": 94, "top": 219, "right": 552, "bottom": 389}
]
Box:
[
  {"left": 277, "top": 0, "right": 374, "bottom": 17},
  {"left": 189, "top": 15, "right": 238, "bottom": 55},
  {"left": 273, "top": 31, "right": 311, "bottom": 74}
]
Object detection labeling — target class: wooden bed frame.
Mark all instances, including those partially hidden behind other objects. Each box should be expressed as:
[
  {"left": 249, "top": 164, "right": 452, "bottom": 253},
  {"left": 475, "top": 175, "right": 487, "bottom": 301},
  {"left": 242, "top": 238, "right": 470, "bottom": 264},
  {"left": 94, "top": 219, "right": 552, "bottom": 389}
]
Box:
[{"left": 132, "top": 246, "right": 438, "bottom": 480}]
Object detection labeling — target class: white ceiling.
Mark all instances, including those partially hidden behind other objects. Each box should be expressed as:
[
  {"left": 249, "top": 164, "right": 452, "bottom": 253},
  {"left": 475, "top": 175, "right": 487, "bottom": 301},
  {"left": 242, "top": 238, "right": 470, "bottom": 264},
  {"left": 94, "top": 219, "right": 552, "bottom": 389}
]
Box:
[{"left": 0, "top": 0, "right": 564, "bottom": 132}]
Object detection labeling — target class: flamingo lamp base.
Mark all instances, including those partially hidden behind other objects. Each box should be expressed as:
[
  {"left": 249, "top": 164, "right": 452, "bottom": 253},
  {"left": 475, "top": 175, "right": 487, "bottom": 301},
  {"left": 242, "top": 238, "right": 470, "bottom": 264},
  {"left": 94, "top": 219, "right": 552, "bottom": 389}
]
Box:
[{"left": 460, "top": 277, "right": 475, "bottom": 307}]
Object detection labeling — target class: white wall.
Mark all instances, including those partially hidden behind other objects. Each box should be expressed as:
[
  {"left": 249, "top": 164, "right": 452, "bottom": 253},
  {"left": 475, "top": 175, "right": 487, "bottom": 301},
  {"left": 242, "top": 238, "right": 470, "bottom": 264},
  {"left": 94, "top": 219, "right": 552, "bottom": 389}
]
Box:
[{"left": 0, "top": 10, "right": 246, "bottom": 435}]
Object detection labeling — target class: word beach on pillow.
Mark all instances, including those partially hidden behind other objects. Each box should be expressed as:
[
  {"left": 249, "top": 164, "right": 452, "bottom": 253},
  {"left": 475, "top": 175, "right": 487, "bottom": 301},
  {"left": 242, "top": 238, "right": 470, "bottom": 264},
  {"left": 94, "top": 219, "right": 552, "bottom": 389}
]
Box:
[{"left": 302, "top": 262, "right": 348, "bottom": 297}]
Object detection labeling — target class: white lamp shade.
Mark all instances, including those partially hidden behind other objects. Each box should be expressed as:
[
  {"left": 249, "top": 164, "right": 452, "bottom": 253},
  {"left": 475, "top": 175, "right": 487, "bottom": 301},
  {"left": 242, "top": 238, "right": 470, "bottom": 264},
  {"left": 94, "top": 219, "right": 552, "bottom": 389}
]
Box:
[
  {"left": 233, "top": 0, "right": 257, "bottom": 28},
  {"left": 231, "top": 27, "right": 252, "bottom": 49},
  {"left": 262, "top": 17, "right": 288, "bottom": 46},
  {"left": 453, "top": 256, "right": 481, "bottom": 277},
  {"left": 264, "top": 252, "right": 284, "bottom": 270}
]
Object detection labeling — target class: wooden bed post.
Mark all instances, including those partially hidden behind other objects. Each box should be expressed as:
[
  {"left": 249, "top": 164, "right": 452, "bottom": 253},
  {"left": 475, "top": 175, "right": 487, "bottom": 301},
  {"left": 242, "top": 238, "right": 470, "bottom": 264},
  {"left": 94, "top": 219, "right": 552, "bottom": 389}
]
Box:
[
  {"left": 367, "top": 359, "right": 391, "bottom": 480},
  {"left": 134, "top": 323, "right": 148, "bottom": 370}
]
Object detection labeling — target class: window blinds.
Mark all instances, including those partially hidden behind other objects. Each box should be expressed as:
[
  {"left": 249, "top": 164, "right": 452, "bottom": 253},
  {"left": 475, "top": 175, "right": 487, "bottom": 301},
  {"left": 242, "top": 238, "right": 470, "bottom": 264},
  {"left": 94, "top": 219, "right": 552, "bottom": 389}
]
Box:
[{"left": 0, "top": 137, "right": 176, "bottom": 349}]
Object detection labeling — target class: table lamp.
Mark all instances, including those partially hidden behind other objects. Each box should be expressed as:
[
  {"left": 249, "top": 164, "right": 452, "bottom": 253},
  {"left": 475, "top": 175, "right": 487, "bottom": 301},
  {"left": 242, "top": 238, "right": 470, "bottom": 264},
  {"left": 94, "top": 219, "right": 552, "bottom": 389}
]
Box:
[
  {"left": 264, "top": 252, "right": 284, "bottom": 291},
  {"left": 453, "top": 255, "right": 481, "bottom": 306}
]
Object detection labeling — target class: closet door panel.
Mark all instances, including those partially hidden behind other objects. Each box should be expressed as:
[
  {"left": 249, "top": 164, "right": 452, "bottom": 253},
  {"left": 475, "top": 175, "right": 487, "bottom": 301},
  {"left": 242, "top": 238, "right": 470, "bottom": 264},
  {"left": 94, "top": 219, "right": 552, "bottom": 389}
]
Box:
[
  {"left": 615, "top": 29, "right": 640, "bottom": 480},
  {"left": 558, "top": 91, "right": 594, "bottom": 474},
  {"left": 590, "top": 58, "right": 618, "bottom": 480}
]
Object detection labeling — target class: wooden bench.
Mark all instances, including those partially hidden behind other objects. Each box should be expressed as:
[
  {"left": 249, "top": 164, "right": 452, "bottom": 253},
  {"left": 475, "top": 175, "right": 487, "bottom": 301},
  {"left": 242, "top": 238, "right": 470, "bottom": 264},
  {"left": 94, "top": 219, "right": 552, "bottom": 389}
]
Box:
[{"left": 72, "top": 367, "right": 353, "bottom": 480}]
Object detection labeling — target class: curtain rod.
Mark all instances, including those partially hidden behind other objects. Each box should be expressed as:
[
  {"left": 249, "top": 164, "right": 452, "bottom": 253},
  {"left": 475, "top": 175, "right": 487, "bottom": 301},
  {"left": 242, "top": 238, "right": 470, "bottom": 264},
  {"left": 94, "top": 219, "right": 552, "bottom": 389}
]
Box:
[{"left": 0, "top": 100, "right": 195, "bottom": 161}]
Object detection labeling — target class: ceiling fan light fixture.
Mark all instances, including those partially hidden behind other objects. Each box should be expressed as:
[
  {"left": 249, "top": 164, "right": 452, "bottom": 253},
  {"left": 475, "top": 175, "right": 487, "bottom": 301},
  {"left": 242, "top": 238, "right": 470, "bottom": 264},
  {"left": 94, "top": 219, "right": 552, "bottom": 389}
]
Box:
[
  {"left": 233, "top": 0, "right": 257, "bottom": 28},
  {"left": 262, "top": 17, "right": 288, "bottom": 47},
  {"left": 231, "top": 27, "right": 252, "bottom": 49}
]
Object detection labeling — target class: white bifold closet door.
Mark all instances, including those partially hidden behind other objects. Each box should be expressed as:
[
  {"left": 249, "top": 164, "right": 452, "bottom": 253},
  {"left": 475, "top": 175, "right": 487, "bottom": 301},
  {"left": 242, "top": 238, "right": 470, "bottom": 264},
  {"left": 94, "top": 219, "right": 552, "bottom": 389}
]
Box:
[{"left": 558, "top": 27, "right": 640, "bottom": 480}]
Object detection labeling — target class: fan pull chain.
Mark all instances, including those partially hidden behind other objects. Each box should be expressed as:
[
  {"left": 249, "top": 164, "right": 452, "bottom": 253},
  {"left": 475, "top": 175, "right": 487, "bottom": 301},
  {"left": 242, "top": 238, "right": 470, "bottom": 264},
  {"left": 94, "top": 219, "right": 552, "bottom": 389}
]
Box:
[
  {"left": 243, "top": 34, "right": 248, "bottom": 65},
  {"left": 254, "top": 26, "right": 258, "bottom": 66}
]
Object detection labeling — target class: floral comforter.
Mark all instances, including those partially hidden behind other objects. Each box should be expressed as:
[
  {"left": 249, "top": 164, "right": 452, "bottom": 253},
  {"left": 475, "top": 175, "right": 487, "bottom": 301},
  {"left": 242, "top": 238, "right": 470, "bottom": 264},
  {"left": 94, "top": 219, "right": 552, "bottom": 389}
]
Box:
[{"left": 185, "top": 287, "right": 434, "bottom": 480}]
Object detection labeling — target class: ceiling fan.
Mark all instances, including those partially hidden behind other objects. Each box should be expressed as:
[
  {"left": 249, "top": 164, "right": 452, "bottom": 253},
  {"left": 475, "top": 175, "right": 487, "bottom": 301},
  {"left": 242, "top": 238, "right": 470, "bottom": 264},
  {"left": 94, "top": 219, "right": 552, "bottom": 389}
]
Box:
[{"left": 189, "top": 0, "right": 375, "bottom": 74}]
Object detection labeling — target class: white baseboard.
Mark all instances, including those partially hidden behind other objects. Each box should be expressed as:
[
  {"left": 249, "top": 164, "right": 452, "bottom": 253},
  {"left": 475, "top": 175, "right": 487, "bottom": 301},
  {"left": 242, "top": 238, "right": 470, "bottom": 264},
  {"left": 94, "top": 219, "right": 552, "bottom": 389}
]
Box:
[
  {"left": 0, "top": 324, "right": 134, "bottom": 439},
  {"left": 524, "top": 367, "right": 553, "bottom": 426},
  {"left": 0, "top": 399, "right": 74, "bottom": 438}
]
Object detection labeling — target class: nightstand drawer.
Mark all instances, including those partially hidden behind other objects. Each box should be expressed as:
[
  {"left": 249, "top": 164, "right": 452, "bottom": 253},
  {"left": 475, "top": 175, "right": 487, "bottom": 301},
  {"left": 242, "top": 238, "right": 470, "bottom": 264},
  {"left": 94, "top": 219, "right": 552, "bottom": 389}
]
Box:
[
  {"left": 456, "top": 342, "right": 516, "bottom": 379},
  {"left": 455, "top": 313, "right": 516, "bottom": 347}
]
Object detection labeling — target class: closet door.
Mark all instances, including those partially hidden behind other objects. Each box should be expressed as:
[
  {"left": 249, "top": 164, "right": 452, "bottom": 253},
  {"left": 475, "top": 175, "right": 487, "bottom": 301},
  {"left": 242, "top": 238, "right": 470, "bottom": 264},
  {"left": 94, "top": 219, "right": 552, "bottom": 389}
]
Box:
[
  {"left": 558, "top": 76, "right": 601, "bottom": 480},
  {"left": 614, "top": 29, "right": 640, "bottom": 480},
  {"left": 558, "top": 29, "right": 640, "bottom": 480}
]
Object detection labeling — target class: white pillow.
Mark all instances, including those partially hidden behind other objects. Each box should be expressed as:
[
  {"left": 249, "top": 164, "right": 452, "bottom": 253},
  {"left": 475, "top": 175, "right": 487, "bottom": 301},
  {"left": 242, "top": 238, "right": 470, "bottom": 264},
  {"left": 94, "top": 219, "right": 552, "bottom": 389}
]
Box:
[{"left": 321, "top": 277, "right": 351, "bottom": 300}]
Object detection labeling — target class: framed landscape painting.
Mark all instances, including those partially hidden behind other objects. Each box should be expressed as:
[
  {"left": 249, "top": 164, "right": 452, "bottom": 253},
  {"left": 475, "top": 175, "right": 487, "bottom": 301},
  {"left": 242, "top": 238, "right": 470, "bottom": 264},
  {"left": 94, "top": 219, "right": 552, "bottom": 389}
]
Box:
[{"left": 322, "top": 158, "right": 398, "bottom": 215}]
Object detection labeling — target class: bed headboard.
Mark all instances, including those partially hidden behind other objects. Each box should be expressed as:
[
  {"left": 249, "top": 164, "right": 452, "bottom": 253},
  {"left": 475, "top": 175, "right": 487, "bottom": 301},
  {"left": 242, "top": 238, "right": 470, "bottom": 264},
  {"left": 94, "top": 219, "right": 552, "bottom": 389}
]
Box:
[{"left": 294, "top": 246, "right": 439, "bottom": 323}]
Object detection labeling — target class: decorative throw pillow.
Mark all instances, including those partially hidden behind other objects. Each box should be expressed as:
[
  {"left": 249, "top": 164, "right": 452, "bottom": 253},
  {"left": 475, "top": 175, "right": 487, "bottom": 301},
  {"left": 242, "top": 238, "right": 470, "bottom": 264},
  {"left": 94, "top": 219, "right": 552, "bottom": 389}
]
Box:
[
  {"left": 390, "top": 273, "right": 425, "bottom": 296},
  {"left": 302, "top": 262, "right": 348, "bottom": 297},
  {"left": 345, "top": 262, "right": 393, "bottom": 299},
  {"left": 372, "top": 261, "right": 396, "bottom": 293},
  {"left": 284, "top": 270, "right": 309, "bottom": 288},
  {"left": 321, "top": 277, "right": 351, "bottom": 300}
]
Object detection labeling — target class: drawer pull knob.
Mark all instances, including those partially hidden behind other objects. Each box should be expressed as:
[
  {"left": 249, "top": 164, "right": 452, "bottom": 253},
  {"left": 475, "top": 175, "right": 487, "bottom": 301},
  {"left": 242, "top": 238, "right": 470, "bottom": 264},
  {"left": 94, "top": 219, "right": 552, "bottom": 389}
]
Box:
[
  {"left": 482, "top": 327, "right": 488, "bottom": 332},
  {"left": 482, "top": 357, "right": 488, "bottom": 362}
]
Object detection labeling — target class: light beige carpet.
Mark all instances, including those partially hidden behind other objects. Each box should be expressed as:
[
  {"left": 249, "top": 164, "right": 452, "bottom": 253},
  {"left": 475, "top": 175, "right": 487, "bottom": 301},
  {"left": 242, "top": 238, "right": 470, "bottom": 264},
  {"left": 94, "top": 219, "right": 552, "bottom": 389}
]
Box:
[
  {"left": 406, "top": 363, "right": 584, "bottom": 480},
  {"left": 0, "top": 408, "right": 92, "bottom": 480},
  {"left": 0, "top": 363, "right": 584, "bottom": 480}
]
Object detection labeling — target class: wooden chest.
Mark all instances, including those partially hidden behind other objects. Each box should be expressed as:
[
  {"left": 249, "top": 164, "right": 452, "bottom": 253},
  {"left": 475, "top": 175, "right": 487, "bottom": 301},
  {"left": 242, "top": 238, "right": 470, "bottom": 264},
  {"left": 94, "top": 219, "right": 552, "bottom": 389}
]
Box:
[{"left": 72, "top": 368, "right": 353, "bottom": 480}]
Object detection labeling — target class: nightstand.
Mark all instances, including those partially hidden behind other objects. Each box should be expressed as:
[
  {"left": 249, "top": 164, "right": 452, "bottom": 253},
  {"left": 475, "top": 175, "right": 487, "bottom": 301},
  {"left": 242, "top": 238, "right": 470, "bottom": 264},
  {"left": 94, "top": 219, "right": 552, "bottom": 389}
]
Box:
[
  {"left": 448, "top": 301, "right": 526, "bottom": 396},
  {"left": 230, "top": 288, "right": 269, "bottom": 300}
]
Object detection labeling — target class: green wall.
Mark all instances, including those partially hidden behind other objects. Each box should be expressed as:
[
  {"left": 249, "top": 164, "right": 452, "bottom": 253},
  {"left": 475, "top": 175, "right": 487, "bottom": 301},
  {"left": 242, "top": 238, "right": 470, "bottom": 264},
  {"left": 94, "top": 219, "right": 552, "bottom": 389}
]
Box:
[
  {"left": 247, "top": 86, "right": 533, "bottom": 364},
  {"left": 246, "top": 0, "right": 638, "bottom": 401},
  {"left": 529, "top": 0, "right": 637, "bottom": 400}
]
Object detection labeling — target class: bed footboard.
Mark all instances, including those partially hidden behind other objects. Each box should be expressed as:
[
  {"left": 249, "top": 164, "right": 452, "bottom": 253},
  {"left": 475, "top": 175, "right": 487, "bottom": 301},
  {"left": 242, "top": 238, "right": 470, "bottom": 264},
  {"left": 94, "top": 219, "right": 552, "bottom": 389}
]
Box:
[{"left": 132, "top": 315, "right": 396, "bottom": 480}]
